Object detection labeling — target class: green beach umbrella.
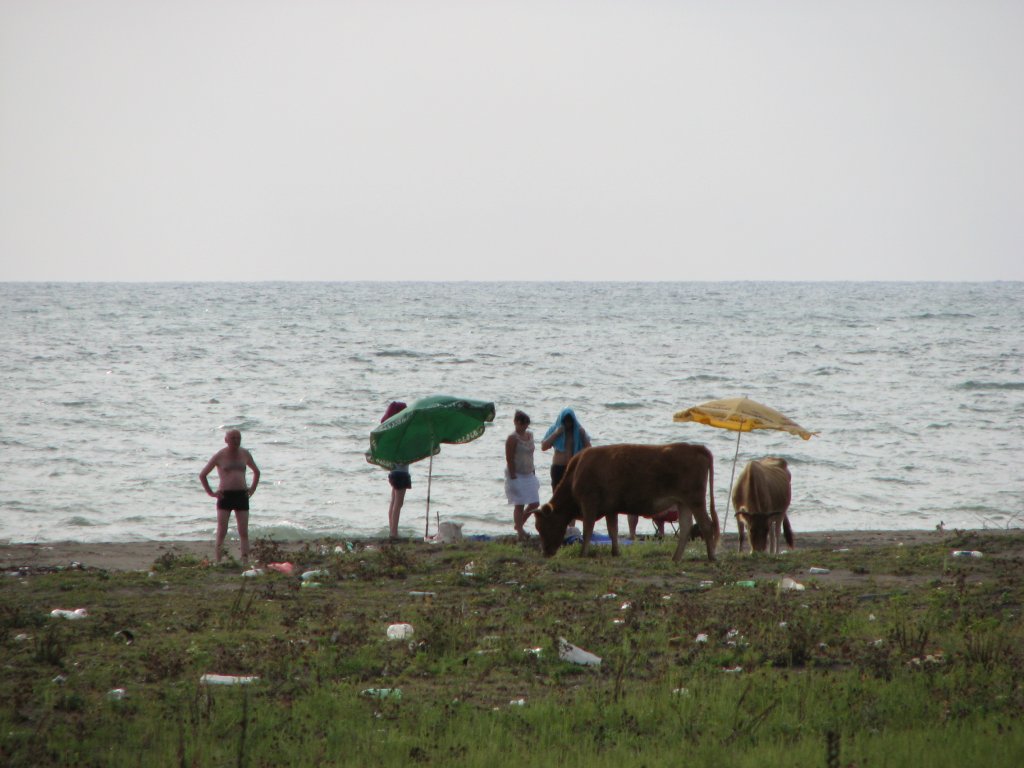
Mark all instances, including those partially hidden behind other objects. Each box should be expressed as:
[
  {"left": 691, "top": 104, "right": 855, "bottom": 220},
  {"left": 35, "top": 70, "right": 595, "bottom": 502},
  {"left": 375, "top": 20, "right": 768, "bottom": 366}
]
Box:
[{"left": 367, "top": 395, "right": 496, "bottom": 538}]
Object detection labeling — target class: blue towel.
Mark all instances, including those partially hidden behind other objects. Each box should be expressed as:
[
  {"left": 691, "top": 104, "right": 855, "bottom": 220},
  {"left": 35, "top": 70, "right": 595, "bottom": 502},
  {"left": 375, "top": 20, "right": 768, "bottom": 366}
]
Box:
[{"left": 544, "top": 407, "right": 588, "bottom": 454}]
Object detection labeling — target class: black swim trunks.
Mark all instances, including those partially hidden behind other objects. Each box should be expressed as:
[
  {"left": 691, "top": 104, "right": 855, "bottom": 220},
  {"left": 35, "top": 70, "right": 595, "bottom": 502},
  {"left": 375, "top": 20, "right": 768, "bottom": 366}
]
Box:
[
  {"left": 217, "top": 490, "right": 250, "bottom": 511},
  {"left": 388, "top": 470, "right": 412, "bottom": 490},
  {"left": 550, "top": 464, "right": 567, "bottom": 490}
]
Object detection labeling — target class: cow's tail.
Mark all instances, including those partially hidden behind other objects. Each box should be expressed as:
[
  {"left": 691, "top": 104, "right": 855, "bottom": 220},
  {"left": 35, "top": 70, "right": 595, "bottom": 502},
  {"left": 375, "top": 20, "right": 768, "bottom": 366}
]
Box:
[
  {"left": 707, "top": 450, "right": 720, "bottom": 546},
  {"left": 783, "top": 515, "right": 794, "bottom": 548}
]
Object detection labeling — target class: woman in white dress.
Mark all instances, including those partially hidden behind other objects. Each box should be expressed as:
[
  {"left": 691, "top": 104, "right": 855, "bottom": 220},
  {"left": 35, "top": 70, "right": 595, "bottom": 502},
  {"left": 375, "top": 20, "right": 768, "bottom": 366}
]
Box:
[{"left": 505, "top": 410, "right": 541, "bottom": 541}]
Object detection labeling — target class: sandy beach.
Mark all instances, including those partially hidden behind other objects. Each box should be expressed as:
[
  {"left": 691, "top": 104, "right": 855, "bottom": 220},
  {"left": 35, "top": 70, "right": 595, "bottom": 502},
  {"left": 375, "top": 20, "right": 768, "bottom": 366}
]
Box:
[{"left": 1, "top": 528, "right": 1009, "bottom": 573}]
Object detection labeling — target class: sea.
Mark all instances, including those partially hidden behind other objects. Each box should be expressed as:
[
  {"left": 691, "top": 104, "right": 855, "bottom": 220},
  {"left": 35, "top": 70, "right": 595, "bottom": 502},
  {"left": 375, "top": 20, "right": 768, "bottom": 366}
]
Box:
[{"left": 1, "top": 281, "right": 1021, "bottom": 544}]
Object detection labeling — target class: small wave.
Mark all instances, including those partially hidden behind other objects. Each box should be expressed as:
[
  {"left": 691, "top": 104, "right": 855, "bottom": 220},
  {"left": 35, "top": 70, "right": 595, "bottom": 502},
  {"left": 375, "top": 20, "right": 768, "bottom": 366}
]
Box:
[
  {"left": 811, "top": 367, "right": 848, "bottom": 376},
  {"left": 64, "top": 516, "right": 97, "bottom": 527},
  {"left": 683, "top": 374, "right": 729, "bottom": 382},
  {"left": 912, "top": 312, "right": 976, "bottom": 320},
  {"left": 375, "top": 349, "right": 426, "bottom": 359},
  {"left": 604, "top": 402, "right": 646, "bottom": 410},
  {"left": 958, "top": 381, "right": 1024, "bottom": 391}
]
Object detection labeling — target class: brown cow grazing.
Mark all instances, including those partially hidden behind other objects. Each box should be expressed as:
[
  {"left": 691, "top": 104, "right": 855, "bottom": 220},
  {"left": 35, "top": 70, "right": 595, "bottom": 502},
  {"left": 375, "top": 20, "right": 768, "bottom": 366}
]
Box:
[
  {"left": 534, "top": 443, "right": 719, "bottom": 562},
  {"left": 732, "top": 457, "right": 794, "bottom": 554}
]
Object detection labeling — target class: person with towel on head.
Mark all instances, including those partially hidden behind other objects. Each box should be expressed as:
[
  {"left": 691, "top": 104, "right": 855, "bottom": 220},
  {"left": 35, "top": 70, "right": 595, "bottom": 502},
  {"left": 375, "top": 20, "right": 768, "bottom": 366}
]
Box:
[
  {"left": 541, "top": 407, "right": 592, "bottom": 490},
  {"left": 505, "top": 410, "right": 541, "bottom": 541}
]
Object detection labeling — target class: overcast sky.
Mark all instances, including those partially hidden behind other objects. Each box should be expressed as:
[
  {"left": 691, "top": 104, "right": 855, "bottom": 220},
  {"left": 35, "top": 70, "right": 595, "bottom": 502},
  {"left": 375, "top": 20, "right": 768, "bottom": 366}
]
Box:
[{"left": 1, "top": 1, "right": 1021, "bottom": 282}]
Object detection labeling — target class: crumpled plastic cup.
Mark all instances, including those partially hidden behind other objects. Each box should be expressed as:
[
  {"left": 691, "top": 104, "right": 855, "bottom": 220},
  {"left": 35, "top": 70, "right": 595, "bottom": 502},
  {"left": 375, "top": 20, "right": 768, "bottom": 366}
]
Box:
[{"left": 780, "top": 577, "right": 805, "bottom": 591}]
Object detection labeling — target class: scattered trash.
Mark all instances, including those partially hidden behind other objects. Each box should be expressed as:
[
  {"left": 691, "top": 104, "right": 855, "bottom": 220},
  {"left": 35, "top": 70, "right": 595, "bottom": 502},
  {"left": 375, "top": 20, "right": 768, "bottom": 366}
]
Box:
[
  {"left": 113, "top": 629, "right": 134, "bottom": 645},
  {"left": 408, "top": 591, "right": 436, "bottom": 599},
  {"left": 462, "top": 562, "right": 476, "bottom": 577},
  {"left": 524, "top": 647, "right": 543, "bottom": 657},
  {"left": 300, "top": 581, "right": 321, "bottom": 589},
  {"left": 951, "top": 550, "right": 983, "bottom": 559},
  {"left": 832, "top": 548, "right": 851, "bottom": 553},
  {"left": 436, "top": 521, "right": 464, "bottom": 543},
  {"left": 600, "top": 593, "right": 618, "bottom": 600},
  {"left": 386, "top": 623, "right": 415, "bottom": 641},
  {"left": 50, "top": 608, "right": 88, "bottom": 620},
  {"left": 722, "top": 666, "right": 744, "bottom": 673},
  {"left": 241, "top": 568, "right": 264, "bottom": 578},
  {"left": 558, "top": 637, "right": 602, "bottom": 666},
  {"left": 672, "top": 687, "right": 691, "bottom": 697},
  {"left": 778, "top": 622, "right": 788, "bottom": 629},
  {"left": 699, "top": 580, "right": 715, "bottom": 589},
  {"left": 199, "top": 674, "right": 259, "bottom": 685},
  {"left": 509, "top": 698, "right": 527, "bottom": 706},
  {"left": 107, "top": 688, "right": 127, "bottom": 701},
  {"left": 14, "top": 633, "right": 30, "bottom": 642},
  {"left": 612, "top": 619, "right": 625, "bottom": 625},
  {"left": 734, "top": 580, "right": 756, "bottom": 588},
  {"left": 266, "top": 562, "right": 294, "bottom": 576},
  {"left": 868, "top": 614, "right": 877, "bottom": 621},
  {"left": 780, "top": 577, "right": 805, "bottom": 591},
  {"left": 361, "top": 688, "right": 402, "bottom": 700},
  {"left": 662, "top": 594, "right": 672, "bottom": 601},
  {"left": 808, "top": 567, "right": 831, "bottom": 575},
  {"left": 301, "top": 569, "right": 327, "bottom": 581},
  {"left": 695, "top": 633, "right": 709, "bottom": 644},
  {"left": 620, "top": 601, "right": 633, "bottom": 611},
  {"left": 52, "top": 675, "right": 67, "bottom": 684}
]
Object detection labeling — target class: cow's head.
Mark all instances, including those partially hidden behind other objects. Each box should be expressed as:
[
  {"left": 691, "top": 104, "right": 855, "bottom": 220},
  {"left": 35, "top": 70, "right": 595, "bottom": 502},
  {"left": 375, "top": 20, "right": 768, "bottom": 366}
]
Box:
[
  {"left": 534, "top": 503, "right": 571, "bottom": 557},
  {"left": 739, "top": 513, "right": 778, "bottom": 553}
]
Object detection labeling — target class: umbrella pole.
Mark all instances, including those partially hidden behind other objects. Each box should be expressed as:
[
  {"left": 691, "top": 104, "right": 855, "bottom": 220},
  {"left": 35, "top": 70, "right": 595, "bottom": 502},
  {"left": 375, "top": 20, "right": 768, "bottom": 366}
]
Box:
[
  {"left": 425, "top": 453, "right": 434, "bottom": 539},
  {"left": 724, "top": 430, "right": 742, "bottom": 534}
]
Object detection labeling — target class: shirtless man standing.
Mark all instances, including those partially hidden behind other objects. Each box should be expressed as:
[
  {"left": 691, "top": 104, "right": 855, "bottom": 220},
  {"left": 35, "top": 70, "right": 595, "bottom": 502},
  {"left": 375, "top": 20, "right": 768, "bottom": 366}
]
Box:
[{"left": 199, "top": 429, "right": 260, "bottom": 563}]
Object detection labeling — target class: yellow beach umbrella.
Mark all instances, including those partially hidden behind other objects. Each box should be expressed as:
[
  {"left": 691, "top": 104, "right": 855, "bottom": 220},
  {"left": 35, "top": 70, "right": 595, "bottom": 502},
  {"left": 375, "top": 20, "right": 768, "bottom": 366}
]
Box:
[{"left": 674, "top": 397, "right": 817, "bottom": 529}]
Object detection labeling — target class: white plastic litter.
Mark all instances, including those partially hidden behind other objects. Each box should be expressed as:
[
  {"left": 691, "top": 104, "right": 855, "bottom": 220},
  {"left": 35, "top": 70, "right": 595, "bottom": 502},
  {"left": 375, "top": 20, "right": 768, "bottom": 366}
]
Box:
[
  {"left": 780, "top": 577, "right": 806, "bottom": 591},
  {"left": 409, "top": 591, "right": 437, "bottom": 598},
  {"left": 809, "top": 567, "right": 831, "bottom": 575},
  {"left": 558, "top": 637, "right": 602, "bottom": 666},
  {"left": 722, "top": 666, "right": 744, "bottom": 673},
  {"left": 361, "top": 688, "right": 402, "bottom": 699},
  {"left": 695, "top": 633, "right": 709, "bottom": 643},
  {"left": 107, "top": 688, "right": 127, "bottom": 701},
  {"left": 301, "top": 569, "right": 327, "bottom": 581},
  {"left": 200, "top": 674, "right": 259, "bottom": 685},
  {"left": 952, "top": 550, "right": 983, "bottom": 559},
  {"left": 50, "top": 608, "right": 88, "bottom": 620},
  {"left": 241, "top": 568, "right": 264, "bottom": 578},
  {"left": 387, "top": 623, "right": 415, "bottom": 641},
  {"left": 509, "top": 698, "right": 526, "bottom": 706}
]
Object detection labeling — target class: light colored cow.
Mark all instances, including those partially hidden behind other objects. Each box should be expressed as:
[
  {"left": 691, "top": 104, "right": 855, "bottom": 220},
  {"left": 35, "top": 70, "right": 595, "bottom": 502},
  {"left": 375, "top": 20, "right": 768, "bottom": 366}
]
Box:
[{"left": 732, "top": 457, "right": 793, "bottom": 554}]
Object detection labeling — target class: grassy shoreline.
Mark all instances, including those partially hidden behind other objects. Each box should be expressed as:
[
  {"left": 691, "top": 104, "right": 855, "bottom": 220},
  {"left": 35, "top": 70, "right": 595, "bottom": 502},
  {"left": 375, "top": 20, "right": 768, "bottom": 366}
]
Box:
[{"left": 3, "top": 529, "right": 1023, "bottom": 766}]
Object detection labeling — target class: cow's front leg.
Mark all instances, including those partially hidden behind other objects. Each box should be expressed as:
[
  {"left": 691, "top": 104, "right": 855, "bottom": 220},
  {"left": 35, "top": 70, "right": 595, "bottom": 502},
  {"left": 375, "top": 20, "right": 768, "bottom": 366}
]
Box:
[
  {"left": 580, "top": 517, "right": 596, "bottom": 557},
  {"left": 605, "top": 513, "right": 620, "bottom": 556},
  {"left": 737, "top": 518, "right": 747, "bottom": 554}
]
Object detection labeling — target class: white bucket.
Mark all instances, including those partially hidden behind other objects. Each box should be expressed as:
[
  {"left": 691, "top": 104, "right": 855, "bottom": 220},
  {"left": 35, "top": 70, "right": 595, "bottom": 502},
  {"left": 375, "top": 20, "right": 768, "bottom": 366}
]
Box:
[{"left": 437, "top": 521, "right": 464, "bottom": 543}]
